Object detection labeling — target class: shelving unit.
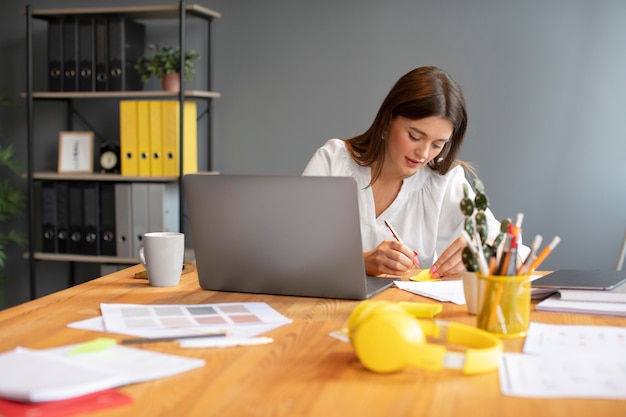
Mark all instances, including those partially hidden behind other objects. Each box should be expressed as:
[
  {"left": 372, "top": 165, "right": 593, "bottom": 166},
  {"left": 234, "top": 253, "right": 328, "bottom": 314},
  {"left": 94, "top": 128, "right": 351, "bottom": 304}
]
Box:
[{"left": 24, "top": 1, "right": 220, "bottom": 299}]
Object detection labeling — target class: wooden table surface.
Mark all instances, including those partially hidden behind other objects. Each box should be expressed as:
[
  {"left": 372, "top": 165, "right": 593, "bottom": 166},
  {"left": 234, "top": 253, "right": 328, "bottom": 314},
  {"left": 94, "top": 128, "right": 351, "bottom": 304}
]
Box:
[{"left": 1, "top": 265, "right": 624, "bottom": 417}]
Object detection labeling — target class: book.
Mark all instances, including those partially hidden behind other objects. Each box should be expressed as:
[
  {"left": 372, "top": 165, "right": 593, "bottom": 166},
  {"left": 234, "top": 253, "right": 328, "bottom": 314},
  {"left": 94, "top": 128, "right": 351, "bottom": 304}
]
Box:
[
  {"left": 536, "top": 293, "right": 626, "bottom": 317},
  {"left": 559, "top": 281, "right": 626, "bottom": 303}
]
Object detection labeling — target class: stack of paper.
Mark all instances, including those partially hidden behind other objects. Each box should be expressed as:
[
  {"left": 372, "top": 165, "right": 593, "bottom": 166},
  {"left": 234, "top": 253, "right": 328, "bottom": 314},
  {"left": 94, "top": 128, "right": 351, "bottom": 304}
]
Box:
[{"left": 0, "top": 344, "right": 204, "bottom": 402}]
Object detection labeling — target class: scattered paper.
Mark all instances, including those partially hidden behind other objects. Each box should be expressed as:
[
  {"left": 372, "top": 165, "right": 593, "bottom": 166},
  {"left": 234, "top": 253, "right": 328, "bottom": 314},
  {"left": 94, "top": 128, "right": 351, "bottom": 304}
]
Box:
[
  {"left": 394, "top": 280, "right": 465, "bottom": 304},
  {"left": 0, "top": 345, "right": 204, "bottom": 402},
  {"left": 499, "top": 352, "right": 626, "bottom": 399},
  {"left": 499, "top": 322, "right": 626, "bottom": 399}
]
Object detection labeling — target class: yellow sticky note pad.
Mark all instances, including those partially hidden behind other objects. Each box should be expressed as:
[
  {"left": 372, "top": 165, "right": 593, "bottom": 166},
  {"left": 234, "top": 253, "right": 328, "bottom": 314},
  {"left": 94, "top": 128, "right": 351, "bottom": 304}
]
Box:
[{"left": 409, "top": 269, "right": 440, "bottom": 282}]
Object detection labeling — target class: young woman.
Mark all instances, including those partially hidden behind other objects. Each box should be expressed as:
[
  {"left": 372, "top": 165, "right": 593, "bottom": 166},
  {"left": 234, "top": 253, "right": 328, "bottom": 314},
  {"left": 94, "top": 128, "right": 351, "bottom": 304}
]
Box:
[{"left": 303, "top": 66, "right": 526, "bottom": 278}]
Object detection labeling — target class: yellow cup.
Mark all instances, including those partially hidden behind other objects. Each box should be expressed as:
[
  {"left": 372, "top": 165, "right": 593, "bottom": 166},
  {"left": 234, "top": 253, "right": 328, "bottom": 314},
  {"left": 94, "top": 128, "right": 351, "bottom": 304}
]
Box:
[{"left": 476, "top": 274, "right": 531, "bottom": 338}]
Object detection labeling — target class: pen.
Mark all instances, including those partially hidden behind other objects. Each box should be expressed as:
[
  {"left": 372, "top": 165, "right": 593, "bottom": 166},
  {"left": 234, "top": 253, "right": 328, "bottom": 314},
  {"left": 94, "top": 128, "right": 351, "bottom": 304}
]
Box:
[
  {"left": 121, "top": 332, "right": 228, "bottom": 345},
  {"left": 529, "top": 235, "right": 561, "bottom": 273},
  {"left": 384, "top": 220, "right": 420, "bottom": 268},
  {"left": 518, "top": 234, "right": 543, "bottom": 275}
]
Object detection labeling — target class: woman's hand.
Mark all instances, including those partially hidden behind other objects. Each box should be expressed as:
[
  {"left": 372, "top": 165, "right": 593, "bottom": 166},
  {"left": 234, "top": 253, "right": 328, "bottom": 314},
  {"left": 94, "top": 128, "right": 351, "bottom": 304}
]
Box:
[
  {"left": 364, "top": 240, "right": 418, "bottom": 276},
  {"left": 429, "top": 236, "right": 466, "bottom": 279}
]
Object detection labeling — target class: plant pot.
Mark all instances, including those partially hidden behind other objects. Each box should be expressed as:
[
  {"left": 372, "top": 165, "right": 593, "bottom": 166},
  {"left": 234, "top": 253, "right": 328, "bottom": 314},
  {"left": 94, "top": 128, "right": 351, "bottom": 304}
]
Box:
[{"left": 162, "top": 73, "right": 180, "bottom": 92}]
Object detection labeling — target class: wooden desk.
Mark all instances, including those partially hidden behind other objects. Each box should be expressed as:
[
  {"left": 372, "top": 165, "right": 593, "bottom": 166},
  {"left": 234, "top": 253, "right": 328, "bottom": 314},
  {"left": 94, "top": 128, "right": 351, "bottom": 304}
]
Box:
[{"left": 1, "top": 265, "right": 624, "bottom": 417}]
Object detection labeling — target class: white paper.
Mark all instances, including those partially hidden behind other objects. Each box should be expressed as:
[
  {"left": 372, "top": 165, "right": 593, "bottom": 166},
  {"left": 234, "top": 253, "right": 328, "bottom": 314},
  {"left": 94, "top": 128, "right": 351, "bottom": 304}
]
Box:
[
  {"left": 0, "top": 344, "right": 204, "bottom": 402},
  {"left": 499, "top": 322, "right": 626, "bottom": 399},
  {"left": 394, "top": 280, "right": 466, "bottom": 304},
  {"left": 523, "top": 322, "right": 626, "bottom": 354},
  {"left": 499, "top": 353, "right": 626, "bottom": 399}
]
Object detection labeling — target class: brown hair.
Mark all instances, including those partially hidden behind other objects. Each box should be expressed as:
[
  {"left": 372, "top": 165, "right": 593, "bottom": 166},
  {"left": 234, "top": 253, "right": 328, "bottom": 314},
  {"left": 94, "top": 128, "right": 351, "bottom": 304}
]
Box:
[{"left": 346, "top": 66, "right": 468, "bottom": 184}]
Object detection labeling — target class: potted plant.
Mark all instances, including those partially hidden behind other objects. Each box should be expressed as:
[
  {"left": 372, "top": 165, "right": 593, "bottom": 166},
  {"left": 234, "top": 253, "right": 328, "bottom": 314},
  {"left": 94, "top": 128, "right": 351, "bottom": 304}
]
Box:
[
  {"left": 134, "top": 44, "right": 201, "bottom": 92},
  {"left": 0, "top": 93, "right": 26, "bottom": 306}
]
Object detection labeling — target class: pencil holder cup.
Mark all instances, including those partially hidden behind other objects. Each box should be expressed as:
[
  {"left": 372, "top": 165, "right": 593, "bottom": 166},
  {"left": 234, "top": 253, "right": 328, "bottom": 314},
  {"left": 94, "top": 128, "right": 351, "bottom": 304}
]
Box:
[{"left": 476, "top": 274, "right": 531, "bottom": 338}]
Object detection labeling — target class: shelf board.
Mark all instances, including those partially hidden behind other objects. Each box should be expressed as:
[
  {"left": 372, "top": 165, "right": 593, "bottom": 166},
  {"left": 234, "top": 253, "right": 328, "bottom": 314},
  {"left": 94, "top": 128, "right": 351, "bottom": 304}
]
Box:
[
  {"left": 23, "top": 90, "right": 221, "bottom": 100},
  {"left": 27, "top": 252, "right": 139, "bottom": 264},
  {"left": 28, "top": 4, "right": 221, "bottom": 20},
  {"left": 32, "top": 172, "right": 180, "bottom": 182}
]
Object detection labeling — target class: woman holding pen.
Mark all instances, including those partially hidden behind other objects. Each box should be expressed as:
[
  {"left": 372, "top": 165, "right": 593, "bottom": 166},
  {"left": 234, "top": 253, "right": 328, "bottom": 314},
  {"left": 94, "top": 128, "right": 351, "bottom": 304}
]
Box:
[{"left": 303, "top": 66, "right": 529, "bottom": 278}]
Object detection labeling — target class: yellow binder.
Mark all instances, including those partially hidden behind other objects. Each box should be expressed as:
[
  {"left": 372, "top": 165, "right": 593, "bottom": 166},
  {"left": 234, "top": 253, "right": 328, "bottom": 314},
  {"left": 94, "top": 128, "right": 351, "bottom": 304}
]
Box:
[
  {"left": 136, "top": 101, "right": 151, "bottom": 176},
  {"left": 161, "top": 101, "right": 197, "bottom": 176},
  {"left": 148, "top": 101, "right": 163, "bottom": 176},
  {"left": 161, "top": 101, "right": 178, "bottom": 176},
  {"left": 119, "top": 101, "right": 138, "bottom": 176}
]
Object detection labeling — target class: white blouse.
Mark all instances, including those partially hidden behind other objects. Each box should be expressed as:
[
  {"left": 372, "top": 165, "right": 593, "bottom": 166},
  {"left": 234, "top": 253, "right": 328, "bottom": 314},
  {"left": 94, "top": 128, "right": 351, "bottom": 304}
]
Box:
[{"left": 302, "top": 139, "right": 525, "bottom": 268}]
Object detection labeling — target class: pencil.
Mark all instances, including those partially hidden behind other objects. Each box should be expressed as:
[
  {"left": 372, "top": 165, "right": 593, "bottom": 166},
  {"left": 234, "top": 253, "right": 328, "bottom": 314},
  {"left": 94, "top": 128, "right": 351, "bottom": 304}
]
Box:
[
  {"left": 121, "top": 332, "right": 228, "bottom": 345},
  {"left": 529, "top": 235, "right": 561, "bottom": 273},
  {"left": 384, "top": 220, "right": 420, "bottom": 268},
  {"left": 518, "top": 234, "right": 543, "bottom": 275}
]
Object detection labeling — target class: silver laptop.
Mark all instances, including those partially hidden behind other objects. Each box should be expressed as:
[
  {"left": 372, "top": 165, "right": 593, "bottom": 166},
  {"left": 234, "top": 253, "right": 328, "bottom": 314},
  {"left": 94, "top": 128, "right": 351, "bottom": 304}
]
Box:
[{"left": 184, "top": 174, "right": 395, "bottom": 299}]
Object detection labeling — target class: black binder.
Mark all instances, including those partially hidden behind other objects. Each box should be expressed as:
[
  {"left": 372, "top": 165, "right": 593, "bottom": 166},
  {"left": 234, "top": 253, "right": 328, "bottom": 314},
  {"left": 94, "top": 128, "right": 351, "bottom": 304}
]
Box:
[
  {"left": 100, "top": 183, "right": 116, "bottom": 256},
  {"left": 47, "top": 19, "right": 63, "bottom": 92},
  {"left": 56, "top": 182, "right": 70, "bottom": 253},
  {"left": 78, "top": 17, "right": 95, "bottom": 92},
  {"left": 108, "top": 17, "right": 145, "bottom": 91},
  {"left": 62, "top": 17, "right": 78, "bottom": 92},
  {"left": 94, "top": 17, "right": 108, "bottom": 91},
  {"left": 68, "top": 183, "right": 84, "bottom": 254},
  {"left": 82, "top": 183, "right": 100, "bottom": 255},
  {"left": 41, "top": 182, "right": 58, "bottom": 253}
]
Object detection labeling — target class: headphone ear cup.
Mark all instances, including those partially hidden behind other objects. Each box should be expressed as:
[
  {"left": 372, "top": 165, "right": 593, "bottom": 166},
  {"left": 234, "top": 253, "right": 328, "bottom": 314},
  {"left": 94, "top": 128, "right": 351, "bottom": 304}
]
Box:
[{"left": 351, "top": 304, "right": 425, "bottom": 373}]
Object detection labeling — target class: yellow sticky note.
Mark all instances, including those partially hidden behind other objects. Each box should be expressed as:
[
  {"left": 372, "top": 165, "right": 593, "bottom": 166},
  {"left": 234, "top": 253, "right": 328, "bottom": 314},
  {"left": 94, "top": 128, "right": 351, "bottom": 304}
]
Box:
[
  {"left": 409, "top": 269, "right": 441, "bottom": 282},
  {"left": 69, "top": 338, "right": 117, "bottom": 355}
]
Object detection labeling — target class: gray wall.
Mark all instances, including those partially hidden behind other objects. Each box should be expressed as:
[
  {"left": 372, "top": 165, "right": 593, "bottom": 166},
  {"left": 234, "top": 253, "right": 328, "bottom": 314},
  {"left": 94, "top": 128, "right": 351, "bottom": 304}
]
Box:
[{"left": 1, "top": 0, "right": 625, "bottom": 308}]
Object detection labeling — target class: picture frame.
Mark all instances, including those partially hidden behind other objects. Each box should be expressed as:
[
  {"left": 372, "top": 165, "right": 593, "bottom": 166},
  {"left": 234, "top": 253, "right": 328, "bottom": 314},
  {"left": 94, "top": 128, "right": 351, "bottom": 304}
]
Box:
[{"left": 58, "top": 131, "right": 94, "bottom": 173}]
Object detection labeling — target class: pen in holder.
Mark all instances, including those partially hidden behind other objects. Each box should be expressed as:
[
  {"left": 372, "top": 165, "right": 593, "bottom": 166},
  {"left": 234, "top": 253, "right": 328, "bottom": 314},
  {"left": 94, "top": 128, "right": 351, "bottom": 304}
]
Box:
[{"left": 476, "top": 274, "right": 531, "bottom": 338}]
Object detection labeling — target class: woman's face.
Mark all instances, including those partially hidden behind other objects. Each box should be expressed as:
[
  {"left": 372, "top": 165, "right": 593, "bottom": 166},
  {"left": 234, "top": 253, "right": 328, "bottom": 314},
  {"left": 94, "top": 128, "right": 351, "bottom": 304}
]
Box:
[{"left": 383, "top": 115, "right": 453, "bottom": 179}]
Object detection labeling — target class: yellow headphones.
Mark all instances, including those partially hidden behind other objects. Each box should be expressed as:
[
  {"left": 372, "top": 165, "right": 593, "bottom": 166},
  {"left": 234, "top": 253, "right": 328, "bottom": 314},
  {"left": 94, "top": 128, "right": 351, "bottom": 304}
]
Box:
[{"left": 348, "top": 300, "right": 502, "bottom": 374}]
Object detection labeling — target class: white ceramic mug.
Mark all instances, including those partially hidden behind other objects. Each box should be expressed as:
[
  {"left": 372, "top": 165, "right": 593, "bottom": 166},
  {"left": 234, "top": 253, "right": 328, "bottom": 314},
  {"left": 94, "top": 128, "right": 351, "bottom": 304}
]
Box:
[{"left": 138, "top": 232, "right": 185, "bottom": 287}]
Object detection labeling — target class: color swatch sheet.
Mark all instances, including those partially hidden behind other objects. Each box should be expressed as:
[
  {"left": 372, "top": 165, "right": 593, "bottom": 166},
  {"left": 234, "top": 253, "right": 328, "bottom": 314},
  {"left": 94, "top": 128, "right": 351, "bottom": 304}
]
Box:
[{"left": 96, "top": 302, "right": 293, "bottom": 339}]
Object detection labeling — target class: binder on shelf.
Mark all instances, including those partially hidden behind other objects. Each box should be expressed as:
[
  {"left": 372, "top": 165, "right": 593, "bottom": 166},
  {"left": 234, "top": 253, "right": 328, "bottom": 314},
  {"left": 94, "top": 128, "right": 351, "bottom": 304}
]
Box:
[
  {"left": 120, "top": 100, "right": 139, "bottom": 176},
  {"left": 77, "top": 17, "right": 96, "bottom": 92},
  {"left": 41, "top": 182, "right": 58, "bottom": 253},
  {"left": 161, "top": 101, "right": 198, "bottom": 176},
  {"left": 114, "top": 183, "right": 133, "bottom": 258},
  {"left": 82, "top": 182, "right": 100, "bottom": 255},
  {"left": 108, "top": 17, "right": 145, "bottom": 91},
  {"left": 68, "top": 183, "right": 84, "bottom": 254},
  {"left": 148, "top": 101, "right": 163, "bottom": 176},
  {"left": 136, "top": 101, "right": 151, "bottom": 176},
  {"left": 100, "top": 183, "right": 116, "bottom": 256},
  {"left": 148, "top": 183, "right": 179, "bottom": 233},
  {"left": 47, "top": 18, "right": 63, "bottom": 92},
  {"left": 62, "top": 17, "right": 78, "bottom": 92},
  {"left": 130, "top": 183, "right": 149, "bottom": 257},
  {"left": 56, "top": 182, "right": 70, "bottom": 253},
  {"left": 94, "top": 17, "right": 108, "bottom": 91}
]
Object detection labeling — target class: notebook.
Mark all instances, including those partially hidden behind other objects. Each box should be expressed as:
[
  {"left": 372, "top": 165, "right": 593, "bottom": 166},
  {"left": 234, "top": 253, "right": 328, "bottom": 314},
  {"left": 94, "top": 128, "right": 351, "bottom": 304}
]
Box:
[
  {"left": 531, "top": 269, "right": 626, "bottom": 291},
  {"left": 183, "top": 174, "right": 395, "bottom": 300}
]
